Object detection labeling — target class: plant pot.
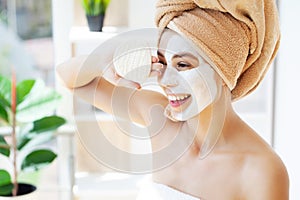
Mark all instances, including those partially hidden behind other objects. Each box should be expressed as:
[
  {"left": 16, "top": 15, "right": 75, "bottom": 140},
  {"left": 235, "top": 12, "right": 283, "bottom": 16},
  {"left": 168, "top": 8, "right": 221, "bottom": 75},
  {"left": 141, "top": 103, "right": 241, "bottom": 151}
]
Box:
[
  {"left": 0, "top": 183, "right": 37, "bottom": 200},
  {"left": 86, "top": 14, "right": 105, "bottom": 32}
]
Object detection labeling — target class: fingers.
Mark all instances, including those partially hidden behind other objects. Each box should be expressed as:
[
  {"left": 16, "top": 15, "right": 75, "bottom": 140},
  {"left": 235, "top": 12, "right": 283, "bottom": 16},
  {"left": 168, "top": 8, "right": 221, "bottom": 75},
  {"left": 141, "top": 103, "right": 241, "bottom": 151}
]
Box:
[
  {"left": 150, "top": 56, "right": 164, "bottom": 77},
  {"left": 152, "top": 56, "right": 159, "bottom": 63},
  {"left": 150, "top": 62, "right": 164, "bottom": 77},
  {"left": 103, "top": 65, "right": 141, "bottom": 89}
]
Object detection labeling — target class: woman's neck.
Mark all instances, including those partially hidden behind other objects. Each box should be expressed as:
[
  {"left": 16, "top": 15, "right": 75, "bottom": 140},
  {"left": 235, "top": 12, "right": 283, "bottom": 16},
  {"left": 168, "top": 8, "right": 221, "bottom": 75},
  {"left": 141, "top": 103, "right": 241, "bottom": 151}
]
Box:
[{"left": 186, "top": 87, "right": 237, "bottom": 158}]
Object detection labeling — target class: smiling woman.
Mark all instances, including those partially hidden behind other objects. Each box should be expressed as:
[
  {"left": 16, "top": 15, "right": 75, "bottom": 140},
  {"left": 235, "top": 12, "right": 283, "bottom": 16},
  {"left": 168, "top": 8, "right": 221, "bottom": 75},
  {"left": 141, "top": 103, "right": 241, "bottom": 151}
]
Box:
[
  {"left": 156, "top": 29, "right": 222, "bottom": 122},
  {"left": 56, "top": 0, "right": 289, "bottom": 199}
]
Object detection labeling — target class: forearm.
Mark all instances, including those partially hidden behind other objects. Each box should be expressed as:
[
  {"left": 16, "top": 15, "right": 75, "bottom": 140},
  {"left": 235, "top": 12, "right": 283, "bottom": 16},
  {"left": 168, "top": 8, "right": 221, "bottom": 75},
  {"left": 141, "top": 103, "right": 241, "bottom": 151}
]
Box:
[
  {"left": 73, "top": 77, "right": 144, "bottom": 124},
  {"left": 56, "top": 55, "right": 102, "bottom": 89}
]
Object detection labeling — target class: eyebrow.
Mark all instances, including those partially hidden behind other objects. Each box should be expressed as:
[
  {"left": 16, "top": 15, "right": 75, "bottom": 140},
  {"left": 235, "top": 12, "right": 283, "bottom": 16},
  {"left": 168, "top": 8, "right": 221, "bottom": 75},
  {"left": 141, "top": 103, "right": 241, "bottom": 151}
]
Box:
[
  {"left": 157, "top": 50, "right": 198, "bottom": 60},
  {"left": 172, "top": 52, "right": 198, "bottom": 61}
]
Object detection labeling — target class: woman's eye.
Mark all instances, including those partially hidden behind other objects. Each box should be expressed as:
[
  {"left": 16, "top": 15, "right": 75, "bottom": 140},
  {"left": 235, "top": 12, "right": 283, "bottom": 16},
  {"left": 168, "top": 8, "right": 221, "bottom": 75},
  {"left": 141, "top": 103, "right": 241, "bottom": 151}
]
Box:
[{"left": 176, "top": 62, "right": 191, "bottom": 69}]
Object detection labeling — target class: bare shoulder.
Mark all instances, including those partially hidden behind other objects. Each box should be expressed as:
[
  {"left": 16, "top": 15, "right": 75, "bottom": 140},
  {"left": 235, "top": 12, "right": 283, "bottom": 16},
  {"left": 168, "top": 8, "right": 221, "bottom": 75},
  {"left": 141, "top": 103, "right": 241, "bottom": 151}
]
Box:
[{"left": 240, "top": 140, "right": 289, "bottom": 200}]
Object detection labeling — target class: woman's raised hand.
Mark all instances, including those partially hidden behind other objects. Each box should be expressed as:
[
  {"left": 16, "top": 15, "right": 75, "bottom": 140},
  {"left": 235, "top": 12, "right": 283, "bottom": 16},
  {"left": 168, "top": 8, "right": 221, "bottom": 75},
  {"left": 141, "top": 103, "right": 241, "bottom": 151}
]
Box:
[
  {"left": 103, "top": 55, "right": 164, "bottom": 90},
  {"left": 102, "top": 63, "right": 142, "bottom": 90},
  {"left": 150, "top": 56, "right": 164, "bottom": 77}
]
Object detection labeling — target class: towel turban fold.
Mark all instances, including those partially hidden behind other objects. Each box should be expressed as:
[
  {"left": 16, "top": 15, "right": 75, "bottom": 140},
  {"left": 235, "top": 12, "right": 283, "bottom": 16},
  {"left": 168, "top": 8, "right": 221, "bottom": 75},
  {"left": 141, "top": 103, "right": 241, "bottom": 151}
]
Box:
[{"left": 155, "top": 0, "right": 280, "bottom": 100}]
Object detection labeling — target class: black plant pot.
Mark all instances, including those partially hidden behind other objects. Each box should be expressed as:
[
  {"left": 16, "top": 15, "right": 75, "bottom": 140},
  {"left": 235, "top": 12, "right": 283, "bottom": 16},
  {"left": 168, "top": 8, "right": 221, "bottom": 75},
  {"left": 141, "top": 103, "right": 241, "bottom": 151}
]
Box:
[
  {"left": 86, "top": 14, "right": 105, "bottom": 32},
  {"left": 1, "top": 183, "right": 36, "bottom": 197}
]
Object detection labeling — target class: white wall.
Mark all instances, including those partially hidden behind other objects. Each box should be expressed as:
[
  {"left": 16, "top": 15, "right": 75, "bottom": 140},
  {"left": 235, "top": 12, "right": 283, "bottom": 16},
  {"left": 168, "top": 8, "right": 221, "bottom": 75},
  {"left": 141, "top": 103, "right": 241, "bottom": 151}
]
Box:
[
  {"left": 128, "top": 0, "right": 157, "bottom": 28},
  {"left": 52, "top": 0, "right": 73, "bottom": 66},
  {"left": 52, "top": 0, "right": 75, "bottom": 195},
  {"left": 274, "top": 1, "right": 300, "bottom": 199}
]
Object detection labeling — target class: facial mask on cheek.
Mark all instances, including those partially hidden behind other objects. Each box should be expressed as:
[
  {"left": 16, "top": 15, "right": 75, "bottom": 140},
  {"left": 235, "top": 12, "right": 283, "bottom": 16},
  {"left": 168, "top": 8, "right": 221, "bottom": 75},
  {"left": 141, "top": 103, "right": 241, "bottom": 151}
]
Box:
[
  {"left": 180, "top": 63, "right": 219, "bottom": 101},
  {"left": 164, "top": 64, "right": 220, "bottom": 122}
]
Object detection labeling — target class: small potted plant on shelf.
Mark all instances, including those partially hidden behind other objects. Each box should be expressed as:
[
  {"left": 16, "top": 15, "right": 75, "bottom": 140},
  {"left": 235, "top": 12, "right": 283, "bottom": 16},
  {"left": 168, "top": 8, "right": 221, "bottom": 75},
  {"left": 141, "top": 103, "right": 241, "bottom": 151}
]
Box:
[
  {"left": 82, "top": 0, "right": 111, "bottom": 32},
  {"left": 0, "top": 73, "right": 66, "bottom": 199}
]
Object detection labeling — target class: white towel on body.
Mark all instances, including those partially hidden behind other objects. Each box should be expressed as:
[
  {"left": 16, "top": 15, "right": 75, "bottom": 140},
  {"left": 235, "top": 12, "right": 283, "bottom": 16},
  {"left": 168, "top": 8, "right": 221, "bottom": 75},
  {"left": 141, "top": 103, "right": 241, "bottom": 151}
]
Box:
[{"left": 136, "top": 178, "right": 200, "bottom": 200}]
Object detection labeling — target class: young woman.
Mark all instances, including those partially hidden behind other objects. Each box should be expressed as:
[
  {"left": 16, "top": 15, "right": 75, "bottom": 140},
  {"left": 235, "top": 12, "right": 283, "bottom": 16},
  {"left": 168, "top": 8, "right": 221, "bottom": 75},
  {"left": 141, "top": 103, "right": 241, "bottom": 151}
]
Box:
[{"left": 57, "top": 0, "right": 289, "bottom": 199}]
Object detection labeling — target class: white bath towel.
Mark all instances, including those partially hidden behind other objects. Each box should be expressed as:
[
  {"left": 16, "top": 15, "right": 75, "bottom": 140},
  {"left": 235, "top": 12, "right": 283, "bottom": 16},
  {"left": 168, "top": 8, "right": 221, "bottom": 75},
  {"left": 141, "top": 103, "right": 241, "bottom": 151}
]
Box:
[{"left": 136, "top": 178, "right": 200, "bottom": 200}]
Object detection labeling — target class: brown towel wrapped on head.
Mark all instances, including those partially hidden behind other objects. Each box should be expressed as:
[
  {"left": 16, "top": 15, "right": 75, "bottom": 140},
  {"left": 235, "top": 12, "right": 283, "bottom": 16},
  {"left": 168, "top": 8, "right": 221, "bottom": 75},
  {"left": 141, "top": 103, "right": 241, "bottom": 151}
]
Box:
[{"left": 155, "top": 0, "right": 280, "bottom": 100}]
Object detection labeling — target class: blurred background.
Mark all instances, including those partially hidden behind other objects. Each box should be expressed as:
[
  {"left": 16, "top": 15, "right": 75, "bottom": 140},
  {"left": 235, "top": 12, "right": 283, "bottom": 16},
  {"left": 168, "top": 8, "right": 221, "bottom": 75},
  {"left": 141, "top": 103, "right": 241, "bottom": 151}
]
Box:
[{"left": 0, "top": 0, "right": 299, "bottom": 199}]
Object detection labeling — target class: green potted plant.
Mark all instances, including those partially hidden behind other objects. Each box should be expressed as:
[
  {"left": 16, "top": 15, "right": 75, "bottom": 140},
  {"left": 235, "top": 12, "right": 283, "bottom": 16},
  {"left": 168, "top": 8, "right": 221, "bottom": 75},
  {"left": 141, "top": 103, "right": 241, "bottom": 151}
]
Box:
[
  {"left": 0, "top": 73, "right": 66, "bottom": 198},
  {"left": 82, "top": 0, "right": 111, "bottom": 32}
]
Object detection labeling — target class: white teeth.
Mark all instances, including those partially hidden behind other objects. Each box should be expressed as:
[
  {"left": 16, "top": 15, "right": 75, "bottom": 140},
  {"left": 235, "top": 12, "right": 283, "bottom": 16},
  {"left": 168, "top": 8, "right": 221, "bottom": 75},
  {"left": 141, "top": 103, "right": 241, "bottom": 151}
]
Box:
[
  {"left": 169, "top": 96, "right": 176, "bottom": 101},
  {"left": 168, "top": 95, "right": 189, "bottom": 101}
]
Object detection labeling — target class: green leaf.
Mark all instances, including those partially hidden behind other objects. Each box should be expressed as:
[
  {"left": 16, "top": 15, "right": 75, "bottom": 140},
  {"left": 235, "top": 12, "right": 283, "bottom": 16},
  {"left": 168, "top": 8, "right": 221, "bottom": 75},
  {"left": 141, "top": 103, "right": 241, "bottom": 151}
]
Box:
[
  {"left": 0, "top": 136, "right": 10, "bottom": 157},
  {"left": 16, "top": 123, "right": 33, "bottom": 150},
  {"left": 82, "top": 0, "right": 109, "bottom": 15},
  {"left": 94, "top": 0, "right": 101, "bottom": 16},
  {"left": 0, "top": 183, "right": 14, "bottom": 196},
  {"left": 0, "top": 169, "right": 11, "bottom": 186},
  {"left": 17, "top": 137, "right": 31, "bottom": 151},
  {"left": 18, "top": 131, "right": 53, "bottom": 151},
  {"left": 21, "top": 149, "right": 57, "bottom": 171},
  {"left": 16, "top": 80, "right": 62, "bottom": 122},
  {"left": 17, "top": 116, "right": 65, "bottom": 150},
  {"left": 0, "top": 104, "right": 8, "bottom": 123},
  {"left": 16, "top": 79, "right": 35, "bottom": 105},
  {"left": 0, "top": 169, "right": 13, "bottom": 196},
  {"left": 82, "top": 0, "right": 91, "bottom": 15},
  {"left": 103, "top": 0, "right": 110, "bottom": 12},
  {"left": 30, "top": 116, "right": 66, "bottom": 134},
  {"left": 0, "top": 75, "right": 11, "bottom": 108},
  {"left": 103, "top": 0, "right": 110, "bottom": 7}
]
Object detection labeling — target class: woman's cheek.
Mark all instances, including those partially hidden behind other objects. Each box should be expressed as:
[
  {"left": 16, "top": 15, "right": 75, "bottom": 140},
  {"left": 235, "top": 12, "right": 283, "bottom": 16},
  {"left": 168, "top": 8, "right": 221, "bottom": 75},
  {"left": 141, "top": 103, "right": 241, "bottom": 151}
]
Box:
[{"left": 180, "top": 66, "right": 219, "bottom": 105}]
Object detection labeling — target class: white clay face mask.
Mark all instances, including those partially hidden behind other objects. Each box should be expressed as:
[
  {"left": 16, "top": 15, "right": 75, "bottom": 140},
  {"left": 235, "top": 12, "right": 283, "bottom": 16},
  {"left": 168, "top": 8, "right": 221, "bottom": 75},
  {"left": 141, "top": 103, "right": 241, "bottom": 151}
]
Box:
[
  {"left": 164, "top": 63, "right": 221, "bottom": 121},
  {"left": 158, "top": 29, "right": 222, "bottom": 121}
]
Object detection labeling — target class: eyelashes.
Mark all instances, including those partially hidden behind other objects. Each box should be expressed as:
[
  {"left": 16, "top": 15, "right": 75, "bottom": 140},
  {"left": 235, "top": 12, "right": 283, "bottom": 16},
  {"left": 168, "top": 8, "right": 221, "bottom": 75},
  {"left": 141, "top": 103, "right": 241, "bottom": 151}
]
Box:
[
  {"left": 176, "top": 61, "right": 191, "bottom": 69},
  {"left": 157, "top": 59, "right": 195, "bottom": 71}
]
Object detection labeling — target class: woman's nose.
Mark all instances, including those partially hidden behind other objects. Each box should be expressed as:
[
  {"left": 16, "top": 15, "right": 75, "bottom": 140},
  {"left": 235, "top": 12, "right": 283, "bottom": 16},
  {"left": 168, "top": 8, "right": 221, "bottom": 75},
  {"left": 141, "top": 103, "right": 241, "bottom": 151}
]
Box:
[{"left": 158, "top": 67, "right": 179, "bottom": 88}]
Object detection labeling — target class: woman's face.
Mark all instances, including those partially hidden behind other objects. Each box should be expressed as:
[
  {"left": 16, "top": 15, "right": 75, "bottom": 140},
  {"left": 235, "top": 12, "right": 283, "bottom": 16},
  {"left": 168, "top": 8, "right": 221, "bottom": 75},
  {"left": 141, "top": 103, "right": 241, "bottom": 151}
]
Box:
[{"left": 157, "top": 29, "right": 223, "bottom": 121}]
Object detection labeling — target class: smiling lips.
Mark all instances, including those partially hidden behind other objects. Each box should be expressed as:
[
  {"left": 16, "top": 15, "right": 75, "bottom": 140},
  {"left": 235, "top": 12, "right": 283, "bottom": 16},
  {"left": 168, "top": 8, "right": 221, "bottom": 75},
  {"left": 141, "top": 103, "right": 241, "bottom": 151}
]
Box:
[{"left": 167, "top": 94, "right": 191, "bottom": 107}]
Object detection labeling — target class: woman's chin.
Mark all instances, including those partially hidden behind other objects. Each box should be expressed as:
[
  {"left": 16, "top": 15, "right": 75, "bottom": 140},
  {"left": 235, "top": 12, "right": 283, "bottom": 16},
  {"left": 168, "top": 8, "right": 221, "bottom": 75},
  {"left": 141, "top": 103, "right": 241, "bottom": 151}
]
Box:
[
  {"left": 166, "top": 101, "right": 210, "bottom": 121},
  {"left": 165, "top": 107, "right": 198, "bottom": 121}
]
